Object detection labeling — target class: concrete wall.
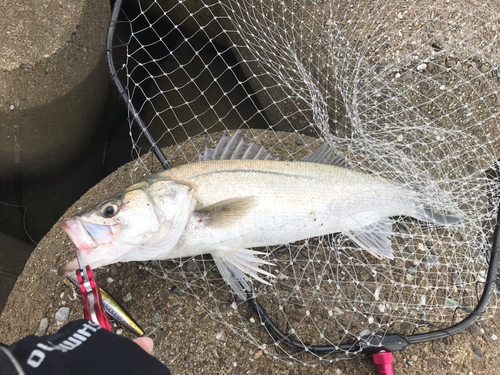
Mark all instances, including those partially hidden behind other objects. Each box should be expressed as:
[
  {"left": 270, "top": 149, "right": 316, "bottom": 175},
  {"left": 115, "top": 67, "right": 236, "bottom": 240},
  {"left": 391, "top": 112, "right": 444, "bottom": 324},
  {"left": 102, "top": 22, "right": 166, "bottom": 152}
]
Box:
[{"left": 0, "top": 0, "right": 111, "bottom": 181}]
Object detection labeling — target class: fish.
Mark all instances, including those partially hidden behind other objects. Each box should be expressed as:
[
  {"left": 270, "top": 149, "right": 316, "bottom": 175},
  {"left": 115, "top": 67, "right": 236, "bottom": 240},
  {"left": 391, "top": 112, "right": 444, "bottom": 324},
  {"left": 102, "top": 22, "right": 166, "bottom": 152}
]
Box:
[{"left": 58, "top": 132, "right": 461, "bottom": 300}]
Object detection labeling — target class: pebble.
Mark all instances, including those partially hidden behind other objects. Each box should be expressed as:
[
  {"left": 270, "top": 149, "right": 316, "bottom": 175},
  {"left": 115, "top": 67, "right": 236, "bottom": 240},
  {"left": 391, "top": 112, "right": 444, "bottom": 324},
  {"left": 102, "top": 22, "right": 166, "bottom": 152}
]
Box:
[
  {"left": 198, "top": 312, "right": 207, "bottom": 321},
  {"left": 492, "top": 334, "right": 498, "bottom": 341},
  {"left": 55, "top": 307, "right": 71, "bottom": 321},
  {"left": 468, "top": 323, "right": 484, "bottom": 337},
  {"left": 109, "top": 265, "right": 119, "bottom": 277},
  {"left": 116, "top": 328, "right": 123, "bottom": 335},
  {"left": 377, "top": 63, "right": 388, "bottom": 74},
  {"left": 422, "top": 254, "right": 440, "bottom": 268},
  {"left": 295, "top": 139, "right": 304, "bottom": 146},
  {"left": 154, "top": 312, "right": 161, "bottom": 322},
  {"left": 107, "top": 277, "right": 114, "bottom": 284},
  {"left": 172, "top": 304, "right": 180, "bottom": 311},
  {"left": 416, "top": 63, "right": 427, "bottom": 71},
  {"left": 427, "top": 358, "right": 442, "bottom": 367},
  {"left": 432, "top": 340, "right": 441, "bottom": 354},
  {"left": 185, "top": 260, "right": 197, "bottom": 271},
  {"left": 333, "top": 307, "right": 344, "bottom": 316},
  {"left": 407, "top": 266, "right": 417, "bottom": 275},
  {"left": 470, "top": 343, "right": 483, "bottom": 361},
  {"left": 444, "top": 298, "right": 459, "bottom": 308},
  {"left": 480, "top": 65, "right": 489, "bottom": 73},
  {"left": 170, "top": 285, "right": 184, "bottom": 297},
  {"left": 407, "top": 360, "right": 415, "bottom": 366},
  {"left": 410, "top": 354, "right": 418, "bottom": 362},
  {"left": 445, "top": 58, "right": 457, "bottom": 67},
  {"left": 37, "top": 318, "right": 49, "bottom": 336},
  {"left": 216, "top": 332, "right": 223, "bottom": 340},
  {"left": 123, "top": 293, "right": 133, "bottom": 302},
  {"left": 9, "top": 104, "right": 15, "bottom": 110}
]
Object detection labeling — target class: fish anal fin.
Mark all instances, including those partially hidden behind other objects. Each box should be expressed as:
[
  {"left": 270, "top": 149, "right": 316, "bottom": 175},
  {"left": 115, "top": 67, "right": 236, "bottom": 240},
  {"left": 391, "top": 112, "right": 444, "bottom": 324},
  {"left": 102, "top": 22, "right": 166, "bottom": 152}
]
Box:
[
  {"left": 346, "top": 218, "right": 395, "bottom": 260},
  {"left": 194, "top": 196, "right": 257, "bottom": 227},
  {"left": 211, "top": 248, "right": 275, "bottom": 300}
]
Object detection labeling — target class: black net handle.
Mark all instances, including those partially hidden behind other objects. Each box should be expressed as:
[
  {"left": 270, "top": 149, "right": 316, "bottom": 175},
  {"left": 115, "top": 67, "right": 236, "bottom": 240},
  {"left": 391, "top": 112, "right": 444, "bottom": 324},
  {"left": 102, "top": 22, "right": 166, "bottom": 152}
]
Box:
[{"left": 106, "top": 0, "right": 171, "bottom": 170}]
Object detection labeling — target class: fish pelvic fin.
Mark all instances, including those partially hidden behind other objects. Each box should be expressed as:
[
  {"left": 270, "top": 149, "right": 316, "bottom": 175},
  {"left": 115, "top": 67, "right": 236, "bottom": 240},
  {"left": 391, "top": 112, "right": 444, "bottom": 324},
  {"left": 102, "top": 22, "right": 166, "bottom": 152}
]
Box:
[
  {"left": 346, "top": 218, "right": 395, "bottom": 260},
  {"left": 211, "top": 248, "right": 275, "bottom": 300},
  {"left": 194, "top": 196, "right": 257, "bottom": 228}
]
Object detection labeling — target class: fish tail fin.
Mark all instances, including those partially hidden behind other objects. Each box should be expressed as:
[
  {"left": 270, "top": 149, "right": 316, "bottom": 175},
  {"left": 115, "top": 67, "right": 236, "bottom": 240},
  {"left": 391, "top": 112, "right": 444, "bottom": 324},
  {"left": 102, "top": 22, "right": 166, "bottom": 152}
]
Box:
[
  {"left": 412, "top": 205, "right": 462, "bottom": 225},
  {"left": 211, "top": 248, "right": 275, "bottom": 300},
  {"left": 407, "top": 183, "right": 462, "bottom": 225}
]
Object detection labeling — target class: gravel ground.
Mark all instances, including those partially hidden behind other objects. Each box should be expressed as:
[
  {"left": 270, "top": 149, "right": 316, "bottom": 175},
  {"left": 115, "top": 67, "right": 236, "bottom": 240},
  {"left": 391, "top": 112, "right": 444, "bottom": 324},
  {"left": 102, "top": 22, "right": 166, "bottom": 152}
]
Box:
[{"left": 1, "top": 130, "right": 499, "bottom": 374}]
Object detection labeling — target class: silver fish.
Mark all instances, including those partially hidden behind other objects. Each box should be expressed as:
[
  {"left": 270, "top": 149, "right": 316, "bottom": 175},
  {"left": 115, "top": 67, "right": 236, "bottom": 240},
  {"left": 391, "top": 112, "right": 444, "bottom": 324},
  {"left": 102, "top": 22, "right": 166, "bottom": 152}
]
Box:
[{"left": 58, "top": 132, "right": 460, "bottom": 299}]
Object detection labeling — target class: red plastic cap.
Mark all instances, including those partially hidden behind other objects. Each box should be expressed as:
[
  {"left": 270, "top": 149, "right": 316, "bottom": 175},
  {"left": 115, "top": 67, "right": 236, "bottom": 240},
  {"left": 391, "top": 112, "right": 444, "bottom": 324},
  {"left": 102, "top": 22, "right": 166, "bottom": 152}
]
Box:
[{"left": 372, "top": 352, "right": 394, "bottom": 375}]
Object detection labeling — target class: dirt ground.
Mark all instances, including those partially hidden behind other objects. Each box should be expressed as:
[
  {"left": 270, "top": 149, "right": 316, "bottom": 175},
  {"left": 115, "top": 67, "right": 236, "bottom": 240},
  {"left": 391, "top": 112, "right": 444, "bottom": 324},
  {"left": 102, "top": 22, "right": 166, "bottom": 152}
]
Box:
[{"left": 0, "top": 130, "right": 499, "bottom": 374}]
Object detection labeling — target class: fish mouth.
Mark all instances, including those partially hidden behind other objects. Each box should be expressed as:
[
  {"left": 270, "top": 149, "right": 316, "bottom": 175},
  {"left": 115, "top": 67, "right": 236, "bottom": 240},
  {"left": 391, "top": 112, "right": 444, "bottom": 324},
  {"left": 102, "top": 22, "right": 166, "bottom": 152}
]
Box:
[
  {"left": 61, "top": 218, "right": 114, "bottom": 251},
  {"left": 58, "top": 218, "right": 115, "bottom": 276}
]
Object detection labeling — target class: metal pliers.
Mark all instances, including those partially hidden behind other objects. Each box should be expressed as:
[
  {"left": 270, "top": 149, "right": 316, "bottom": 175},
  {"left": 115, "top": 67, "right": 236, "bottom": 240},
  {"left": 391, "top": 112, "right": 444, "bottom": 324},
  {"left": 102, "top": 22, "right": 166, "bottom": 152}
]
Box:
[{"left": 75, "top": 250, "right": 111, "bottom": 331}]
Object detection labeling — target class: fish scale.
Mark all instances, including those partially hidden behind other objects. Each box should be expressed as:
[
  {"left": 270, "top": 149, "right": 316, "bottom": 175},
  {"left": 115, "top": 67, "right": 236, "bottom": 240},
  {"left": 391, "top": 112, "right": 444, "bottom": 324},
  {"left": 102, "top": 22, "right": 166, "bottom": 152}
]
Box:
[{"left": 160, "top": 159, "right": 417, "bottom": 258}]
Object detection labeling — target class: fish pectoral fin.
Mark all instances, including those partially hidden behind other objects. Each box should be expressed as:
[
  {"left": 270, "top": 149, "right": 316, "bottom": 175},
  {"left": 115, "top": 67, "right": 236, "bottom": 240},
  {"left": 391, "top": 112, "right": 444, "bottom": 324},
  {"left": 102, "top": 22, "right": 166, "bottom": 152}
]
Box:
[
  {"left": 346, "top": 218, "right": 395, "bottom": 260},
  {"left": 211, "top": 248, "right": 275, "bottom": 300},
  {"left": 194, "top": 196, "right": 257, "bottom": 227}
]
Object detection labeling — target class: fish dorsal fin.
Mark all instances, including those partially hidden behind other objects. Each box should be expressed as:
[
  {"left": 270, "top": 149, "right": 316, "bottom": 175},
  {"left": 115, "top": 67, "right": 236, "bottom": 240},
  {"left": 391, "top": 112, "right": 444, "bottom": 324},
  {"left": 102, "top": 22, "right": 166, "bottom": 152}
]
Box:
[
  {"left": 301, "top": 143, "right": 350, "bottom": 168},
  {"left": 198, "top": 131, "right": 350, "bottom": 167},
  {"left": 199, "top": 131, "right": 278, "bottom": 161},
  {"left": 194, "top": 196, "right": 257, "bottom": 227}
]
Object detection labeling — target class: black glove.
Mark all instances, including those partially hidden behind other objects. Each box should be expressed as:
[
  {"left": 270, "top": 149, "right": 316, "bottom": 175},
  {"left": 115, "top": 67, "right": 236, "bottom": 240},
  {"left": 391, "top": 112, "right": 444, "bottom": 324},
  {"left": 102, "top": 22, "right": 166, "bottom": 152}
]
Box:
[{"left": 0, "top": 319, "right": 170, "bottom": 375}]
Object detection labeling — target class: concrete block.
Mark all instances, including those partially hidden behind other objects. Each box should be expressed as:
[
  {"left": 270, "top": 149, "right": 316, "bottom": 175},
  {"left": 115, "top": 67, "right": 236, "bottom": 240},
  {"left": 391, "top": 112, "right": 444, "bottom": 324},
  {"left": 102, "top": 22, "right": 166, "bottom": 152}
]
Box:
[
  {"left": 0, "top": 0, "right": 111, "bottom": 181},
  {"left": 0, "top": 232, "right": 33, "bottom": 314}
]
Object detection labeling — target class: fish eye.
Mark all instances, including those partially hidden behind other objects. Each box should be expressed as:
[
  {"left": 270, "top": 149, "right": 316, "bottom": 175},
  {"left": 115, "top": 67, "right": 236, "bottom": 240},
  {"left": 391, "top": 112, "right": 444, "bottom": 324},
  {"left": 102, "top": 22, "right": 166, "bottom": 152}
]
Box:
[{"left": 100, "top": 202, "right": 120, "bottom": 218}]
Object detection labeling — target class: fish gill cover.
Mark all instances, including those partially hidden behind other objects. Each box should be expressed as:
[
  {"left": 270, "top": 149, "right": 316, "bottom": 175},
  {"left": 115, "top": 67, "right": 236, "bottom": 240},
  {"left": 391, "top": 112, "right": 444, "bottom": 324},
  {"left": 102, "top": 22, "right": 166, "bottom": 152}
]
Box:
[{"left": 107, "top": 0, "right": 500, "bottom": 365}]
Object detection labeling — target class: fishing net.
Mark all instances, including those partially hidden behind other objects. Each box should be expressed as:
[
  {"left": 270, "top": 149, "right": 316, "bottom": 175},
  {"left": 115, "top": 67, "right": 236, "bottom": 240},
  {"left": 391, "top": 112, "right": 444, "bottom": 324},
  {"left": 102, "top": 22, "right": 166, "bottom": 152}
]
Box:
[{"left": 108, "top": 0, "right": 500, "bottom": 364}]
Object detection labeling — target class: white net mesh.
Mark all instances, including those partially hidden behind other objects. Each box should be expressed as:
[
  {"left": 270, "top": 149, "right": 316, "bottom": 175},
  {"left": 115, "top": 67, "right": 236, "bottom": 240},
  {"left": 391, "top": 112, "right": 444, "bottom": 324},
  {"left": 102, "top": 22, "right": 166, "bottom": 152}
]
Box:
[{"left": 109, "top": 0, "right": 500, "bottom": 363}]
